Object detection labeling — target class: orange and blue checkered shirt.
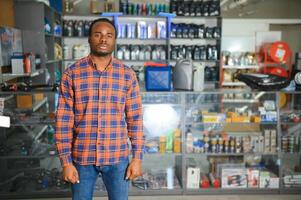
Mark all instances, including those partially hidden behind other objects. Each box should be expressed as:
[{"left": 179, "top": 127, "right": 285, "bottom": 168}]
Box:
[{"left": 55, "top": 55, "right": 144, "bottom": 166}]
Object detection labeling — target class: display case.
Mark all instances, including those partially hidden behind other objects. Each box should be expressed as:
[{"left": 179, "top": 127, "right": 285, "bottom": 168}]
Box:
[
  {"left": 183, "top": 91, "right": 279, "bottom": 194},
  {"left": 0, "top": 91, "right": 301, "bottom": 198},
  {"left": 279, "top": 92, "right": 301, "bottom": 194},
  {"left": 0, "top": 91, "right": 69, "bottom": 199}
]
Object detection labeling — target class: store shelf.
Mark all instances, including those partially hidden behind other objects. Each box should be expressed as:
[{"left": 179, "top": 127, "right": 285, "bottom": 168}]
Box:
[
  {"left": 1, "top": 69, "right": 45, "bottom": 82},
  {"left": 0, "top": 190, "right": 72, "bottom": 199},
  {"left": 223, "top": 65, "right": 259, "bottom": 69},
  {"left": 222, "top": 82, "right": 246, "bottom": 86},
  {"left": 174, "top": 16, "right": 221, "bottom": 20},
  {"left": 129, "top": 188, "right": 183, "bottom": 196},
  {"left": 0, "top": 154, "right": 53, "bottom": 159},
  {"left": 118, "top": 38, "right": 167, "bottom": 41},
  {"left": 222, "top": 99, "right": 259, "bottom": 103},
  {"left": 280, "top": 152, "right": 301, "bottom": 155},
  {"left": 170, "top": 38, "right": 220, "bottom": 41},
  {"left": 184, "top": 188, "right": 279, "bottom": 194},
  {"left": 280, "top": 122, "right": 301, "bottom": 125},
  {"left": 185, "top": 122, "right": 277, "bottom": 126},
  {"left": 46, "top": 59, "right": 62, "bottom": 64},
  {"left": 184, "top": 152, "right": 278, "bottom": 156},
  {"left": 280, "top": 187, "right": 301, "bottom": 194},
  {"left": 33, "top": 125, "right": 48, "bottom": 140},
  {"left": 1, "top": 94, "right": 14, "bottom": 101},
  {"left": 170, "top": 59, "right": 219, "bottom": 63}
]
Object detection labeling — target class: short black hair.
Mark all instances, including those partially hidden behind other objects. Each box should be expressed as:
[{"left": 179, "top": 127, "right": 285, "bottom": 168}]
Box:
[{"left": 88, "top": 18, "right": 117, "bottom": 38}]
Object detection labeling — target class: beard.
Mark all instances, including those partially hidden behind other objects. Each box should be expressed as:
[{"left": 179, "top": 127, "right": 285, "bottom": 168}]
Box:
[{"left": 90, "top": 48, "right": 112, "bottom": 57}]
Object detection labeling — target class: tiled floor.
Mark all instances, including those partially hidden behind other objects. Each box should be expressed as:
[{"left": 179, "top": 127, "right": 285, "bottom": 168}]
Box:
[{"left": 26, "top": 195, "right": 301, "bottom": 200}]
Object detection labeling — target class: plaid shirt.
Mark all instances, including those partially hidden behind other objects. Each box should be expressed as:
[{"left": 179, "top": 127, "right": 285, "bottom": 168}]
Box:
[{"left": 55, "top": 55, "right": 144, "bottom": 166}]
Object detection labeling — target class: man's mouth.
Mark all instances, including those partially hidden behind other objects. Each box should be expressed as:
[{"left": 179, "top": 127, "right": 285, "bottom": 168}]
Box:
[{"left": 97, "top": 45, "right": 108, "bottom": 50}]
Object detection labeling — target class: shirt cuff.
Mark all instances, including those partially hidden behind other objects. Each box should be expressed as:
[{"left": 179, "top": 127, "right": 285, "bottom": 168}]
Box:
[
  {"left": 59, "top": 154, "right": 73, "bottom": 167},
  {"left": 132, "top": 150, "right": 144, "bottom": 160}
]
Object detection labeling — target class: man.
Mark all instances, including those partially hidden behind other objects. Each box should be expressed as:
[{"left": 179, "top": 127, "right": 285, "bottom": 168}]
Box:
[{"left": 55, "top": 18, "right": 145, "bottom": 200}]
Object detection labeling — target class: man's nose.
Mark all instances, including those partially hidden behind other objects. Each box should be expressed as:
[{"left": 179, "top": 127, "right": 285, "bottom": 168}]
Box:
[{"left": 99, "top": 36, "right": 106, "bottom": 42}]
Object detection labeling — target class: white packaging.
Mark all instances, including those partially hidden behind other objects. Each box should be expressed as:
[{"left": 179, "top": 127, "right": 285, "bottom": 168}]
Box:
[
  {"left": 0, "top": 115, "right": 10, "bottom": 128},
  {"left": 193, "top": 63, "right": 205, "bottom": 91},
  {"left": 187, "top": 167, "right": 200, "bottom": 189},
  {"left": 247, "top": 168, "right": 259, "bottom": 188},
  {"left": 11, "top": 56, "right": 24, "bottom": 74},
  {"left": 221, "top": 168, "right": 247, "bottom": 188},
  {"left": 259, "top": 171, "right": 270, "bottom": 188},
  {"left": 264, "top": 129, "right": 271, "bottom": 153},
  {"left": 166, "top": 167, "right": 174, "bottom": 189},
  {"left": 157, "top": 21, "right": 167, "bottom": 39}
]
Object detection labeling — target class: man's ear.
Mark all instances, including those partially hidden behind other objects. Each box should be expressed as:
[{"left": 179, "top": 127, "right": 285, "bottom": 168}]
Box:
[{"left": 88, "top": 37, "right": 91, "bottom": 44}]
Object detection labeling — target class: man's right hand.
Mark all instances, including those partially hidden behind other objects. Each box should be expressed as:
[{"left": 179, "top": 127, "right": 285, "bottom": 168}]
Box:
[{"left": 62, "top": 164, "right": 79, "bottom": 184}]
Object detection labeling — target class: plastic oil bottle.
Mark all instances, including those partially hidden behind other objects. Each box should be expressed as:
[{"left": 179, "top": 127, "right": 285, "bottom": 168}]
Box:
[{"left": 193, "top": 63, "right": 205, "bottom": 91}]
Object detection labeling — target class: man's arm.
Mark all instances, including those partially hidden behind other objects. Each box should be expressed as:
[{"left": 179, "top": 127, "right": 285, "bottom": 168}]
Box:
[
  {"left": 125, "top": 70, "right": 145, "bottom": 161},
  {"left": 55, "top": 71, "right": 74, "bottom": 167},
  {"left": 125, "top": 70, "right": 145, "bottom": 180}
]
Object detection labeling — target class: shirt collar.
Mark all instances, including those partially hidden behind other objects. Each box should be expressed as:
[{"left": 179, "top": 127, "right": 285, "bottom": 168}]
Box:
[{"left": 87, "top": 54, "right": 114, "bottom": 71}]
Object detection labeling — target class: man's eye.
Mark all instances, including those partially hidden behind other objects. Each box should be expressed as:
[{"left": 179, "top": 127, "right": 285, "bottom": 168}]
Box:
[{"left": 107, "top": 35, "right": 113, "bottom": 38}]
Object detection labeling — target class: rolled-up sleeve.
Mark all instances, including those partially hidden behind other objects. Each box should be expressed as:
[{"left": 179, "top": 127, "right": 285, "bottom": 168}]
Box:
[
  {"left": 55, "top": 71, "right": 74, "bottom": 167},
  {"left": 125, "top": 70, "right": 145, "bottom": 160}
]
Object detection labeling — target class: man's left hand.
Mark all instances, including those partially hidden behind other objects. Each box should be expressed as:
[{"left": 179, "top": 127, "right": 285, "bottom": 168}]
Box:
[{"left": 125, "top": 158, "right": 142, "bottom": 180}]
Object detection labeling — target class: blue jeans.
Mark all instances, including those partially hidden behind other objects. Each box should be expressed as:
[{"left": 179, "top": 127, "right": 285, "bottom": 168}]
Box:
[{"left": 72, "top": 158, "right": 129, "bottom": 200}]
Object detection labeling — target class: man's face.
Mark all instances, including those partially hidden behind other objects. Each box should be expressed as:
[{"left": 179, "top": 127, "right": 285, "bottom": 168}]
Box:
[{"left": 89, "top": 21, "right": 116, "bottom": 57}]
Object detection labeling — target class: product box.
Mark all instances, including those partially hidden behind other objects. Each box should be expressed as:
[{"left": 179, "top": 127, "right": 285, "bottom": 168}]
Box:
[
  {"left": 258, "top": 135, "right": 264, "bottom": 153},
  {"left": 242, "top": 136, "right": 252, "bottom": 153},
  {"left": 16, "top": 94, "right": 45, "bottom": 109},
  {"left": 202, "top": 113, "right": 226, "bottom": 123},
  {"left": 259, "top": 171, "right": 279, "bottom": 188},
  {"left": 247, "top": 168, "right": 259, "bottom": 188},
  {"left": 187, "top": 167, "right": 200, "bottom": 189},
  {"left": 221, "top": 168, "right": 247, "bottom": 188},
  {"left": 264, "top": 129, "right": 271, "bottom": 153},
  {"left": 270, "top": 129, "right": 277, "bottom": 153},
  {"left": 250, "top": 136, "right": 259, "bottom": 153}
]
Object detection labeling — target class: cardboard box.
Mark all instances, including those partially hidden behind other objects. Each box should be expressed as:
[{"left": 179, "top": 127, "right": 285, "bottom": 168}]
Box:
[
  {"left": 247, "top": 168, "right": 259, "bottom": 188},
  {"left": 17, "top": 95, "right": 33, "bottom": 109},
  {"left": 223, "top": 123, "right": 260, "bottom": 132},
  {"left": 260, "top": 171, "right": 279, "bottom": 188},
  {"left": 187, "top": 167, "right": 200, "bottom": 189},
  {"left": 34, "top": 93, "right": 44, "bottom": 101},
  {"left": 221, "top": 168, "right": 247, "bottom": 188},
  {"left": 264, "top": 129, "right": 271, "bottom": 153},
  {"left": 270, "top": 130, "right": 277, "bottom": 153},
  {"left": 259, "top": 171, "right": 270, "bottom": 188},
  {"left": 16, "top": 94, "right": 45, "bottom": 109},
  {"left": 251, "top": 116, "right": 261, "bottom": 123},
  {"left": 243, "top": 136, "right": 252, "bottom": 153},
  {"left": 231, "top": 116, "right": 250, "bottom": 123},
  {"left": 258, "top": 136, "right": 264, "bottom": 153}
]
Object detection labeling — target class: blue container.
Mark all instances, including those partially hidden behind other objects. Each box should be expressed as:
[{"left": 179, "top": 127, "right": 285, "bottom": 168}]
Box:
[
  {"left": 50, "top": 0, "right": 62, "bottom": 13},
  {"left": 145, "top": 65, "right": 171, "bottom": 91}
]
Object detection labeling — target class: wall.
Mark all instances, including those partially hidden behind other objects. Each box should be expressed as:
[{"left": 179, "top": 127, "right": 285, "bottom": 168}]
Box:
[{"left": 222, "top": 0, "right": 301, "bottom": 19}]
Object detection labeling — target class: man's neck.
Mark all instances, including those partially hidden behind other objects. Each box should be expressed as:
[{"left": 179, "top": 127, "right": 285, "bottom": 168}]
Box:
[{"left": 90, "top": 54, "right": 112, "bottom": 71}]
